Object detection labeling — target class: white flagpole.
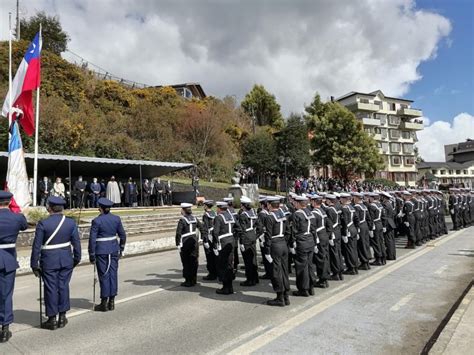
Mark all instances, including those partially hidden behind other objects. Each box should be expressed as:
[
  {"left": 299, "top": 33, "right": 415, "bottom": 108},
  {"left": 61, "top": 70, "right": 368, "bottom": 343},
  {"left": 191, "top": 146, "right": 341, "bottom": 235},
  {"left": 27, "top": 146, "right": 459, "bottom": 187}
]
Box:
[
  {"left": 33, "top": 24, "right": 42, "bottom": 207},
  {"left": 7, "top": 13, "right": 13, "bottom": 185}
]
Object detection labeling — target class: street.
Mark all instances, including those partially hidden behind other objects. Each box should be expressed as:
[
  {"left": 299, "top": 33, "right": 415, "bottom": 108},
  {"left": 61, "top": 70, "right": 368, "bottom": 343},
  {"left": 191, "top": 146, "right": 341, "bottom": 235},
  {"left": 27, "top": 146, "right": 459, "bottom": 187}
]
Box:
[{"left": 2, "top": 227, "right": 473, "bottom": 354}]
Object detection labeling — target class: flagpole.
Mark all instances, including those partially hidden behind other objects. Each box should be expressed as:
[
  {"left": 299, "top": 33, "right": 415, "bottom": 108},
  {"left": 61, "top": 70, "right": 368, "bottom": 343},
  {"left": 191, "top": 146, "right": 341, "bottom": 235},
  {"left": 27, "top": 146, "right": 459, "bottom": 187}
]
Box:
[
  {"left": 8, "top": 13, "right": 12, "bottom": 143},
  {"left": 33, "top": 24, "right": 42, "bottom": 207}
]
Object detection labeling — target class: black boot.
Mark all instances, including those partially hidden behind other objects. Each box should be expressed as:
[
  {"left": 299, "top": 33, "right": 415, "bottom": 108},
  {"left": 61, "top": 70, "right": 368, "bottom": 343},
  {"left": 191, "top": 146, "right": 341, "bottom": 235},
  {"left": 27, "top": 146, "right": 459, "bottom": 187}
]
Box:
[
  {"left": 330, "top": 274, "right": 340, "bottom": 281},
  {"left": 358, "top": 263, "right": 370, "bottom": 270},
  {"left": 283, "top": 291, "right": 290, "bottom": 306},
  {"left": 0, "top": 325, "right": 12, "bottom": 343},
  {"left": 315, "top": 280, "right": 328, "bottom": 288},
  {"left": 108, "top": 297, "right": 115, "bottom": 311},
  {"left": 260, "top": 274, "right": 271, "bottom": 280},
  {"left": 203, "top": 274, "right": 217, "bottom": 281},
  {"left": 58, "top": 312, "right": 68, "bottom": 328},
  {"left": 240, "top": 280, "right": 256, "bottom": 287},
  {"left": 292, "top": 289, "right": 309, "bottom": 297},
  {"left": 267, "top": 292, "right": 285, "bottom": 307},
  {"left": 42, "top": 316, "right": 58, "bottom": 330},
  {"left": 308, "top": 285, "right": 315, "bottom": 296},
  {"left": 94, "top": 298, "right": 108, "bottom": 312},
  {"left": 216, "top": 282, "right": 232, "bottom": 295},
  {"left": 370, "top": 259, "right": 383, "bottom": 266},
  {"left": 180, "top": 278, "right": 193, "bottom": 287}
]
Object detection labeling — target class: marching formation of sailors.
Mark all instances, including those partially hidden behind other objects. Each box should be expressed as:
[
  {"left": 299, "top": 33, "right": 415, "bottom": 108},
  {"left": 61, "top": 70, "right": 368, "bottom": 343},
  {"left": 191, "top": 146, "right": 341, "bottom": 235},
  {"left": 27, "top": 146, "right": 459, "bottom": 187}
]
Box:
[{"left": 175, "top": 188, "right": 472, "bottom": 308}]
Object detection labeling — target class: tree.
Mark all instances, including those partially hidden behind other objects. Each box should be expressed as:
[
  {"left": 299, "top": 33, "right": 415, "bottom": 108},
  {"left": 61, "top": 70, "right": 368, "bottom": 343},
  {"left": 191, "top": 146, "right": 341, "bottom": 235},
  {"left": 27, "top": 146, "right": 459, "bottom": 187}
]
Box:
[
  {"left": 19, "top": 12, "right": 69, "bottom": 55},
  {"left": 275, "top": 114, "right": 311, "bottom": 177},
  {"left": 241, "top": 84, "right": 284, "bottom": 129},
  {"left": 241, "top": 130, "right": 278, "bottom": 178},
  {"left": 305, "top": 94, "right": 383, "bottom": 181}
]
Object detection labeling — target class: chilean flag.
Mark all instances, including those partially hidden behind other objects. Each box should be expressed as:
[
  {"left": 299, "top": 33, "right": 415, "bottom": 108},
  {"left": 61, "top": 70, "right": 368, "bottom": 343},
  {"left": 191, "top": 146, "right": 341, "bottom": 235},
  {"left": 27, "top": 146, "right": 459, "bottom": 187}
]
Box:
[
  {"left": 2, "top": 32, "right": 42, "bottom": 136},
  {"left": 6, "top": 121, "right": 31, "bottom": 212}
]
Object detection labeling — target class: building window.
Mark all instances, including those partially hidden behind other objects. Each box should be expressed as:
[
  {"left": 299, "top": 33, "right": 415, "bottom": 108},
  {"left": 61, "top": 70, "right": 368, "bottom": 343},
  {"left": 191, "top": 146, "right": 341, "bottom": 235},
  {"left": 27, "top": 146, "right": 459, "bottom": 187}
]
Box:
[
  {"left": 456, "top": 170, "right": 461, "bottom": 175},
  {"left": 374, "top": 100, "right": 382, "bottom": 108},
  {"left": 374, "top": 127, "right": 381, "bottom": 134},
  {"left": 391, "top": 156, "right": 402, "bottom": 165},
  {"left": 381, "top": 142, "right": 389, "bottom": 153},
  {"left": 390, "top": 103, "right": 396, "bottom": 111},
  {"left": 390, "top": 129, "right": 400, "bottom": 139},
  {"left": 449, "top": 170, "right": 453, "bottom": 174},
  {"left": 394, "top": 172, "right": 405, "bottom": 181},
  {"left": 388, "top": 115, "right": 401, "bottom": 125},
  {"left": 406, "top": 172, "right": 417, "bottom": 181},
  {"left": 411, "top": 132, "right": 418, "bottom": 142},
  {"left": 377, "top": 142, "right": 382, "bottom": 148},
  {"left": 405, "top": 157, "right": 415, "bottom": 165},
  {"left": 440, "top": 170, "right": 446, "bottom": 175},
  {"left": 364, "top": 127, "right": 374, "bottom": 134},
  {"left": 381, "top": 128, "right": 388, "bottom": 139},
  {"left": 390, "top": 142, "right": 401, "bottom": 153},
  {"left": 400, "top": 104, "right": 408, "bottom": 109},
  {"left": 375, "top": 113, "right": 387, "bottom": 125},
  {"left": 463, "top": 170, "right": 468, "bottom": 175},
  {"left": 431, "top": 169, "right": 437, "bottom": 174},
  {"left": 401, "top": 131, "right": 410, "bottom": 139},
  {"left": 360, "top": 98, "right": 369, "bottom": 104},
  {"left": 403, "top": 143, "right": 414, "bottom": 154},
  {"left": 471, "top": 170, "right": 474, "bottom": 175}
]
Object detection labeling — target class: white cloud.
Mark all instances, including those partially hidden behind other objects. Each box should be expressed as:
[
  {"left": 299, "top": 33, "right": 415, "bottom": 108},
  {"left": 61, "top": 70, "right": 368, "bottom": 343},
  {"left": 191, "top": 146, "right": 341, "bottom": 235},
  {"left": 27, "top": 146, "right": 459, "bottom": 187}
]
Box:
[
  {"left": 417, "top": 113, "right": 474, "bottom": 161},
  {"left": 0, "top": 0, "right": 452, "bottom": 114}
]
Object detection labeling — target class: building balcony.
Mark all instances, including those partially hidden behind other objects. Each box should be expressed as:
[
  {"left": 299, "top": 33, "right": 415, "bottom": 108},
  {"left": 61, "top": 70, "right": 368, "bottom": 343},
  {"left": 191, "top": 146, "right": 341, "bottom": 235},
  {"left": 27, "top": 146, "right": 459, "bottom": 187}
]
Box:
[
  {"left": 348, "top": 102, "right": 381, "bottom": 112},
  {"left": 362, "top": 117, "right": 381, "bottom": 126},
  {"left": 400, "top": 120, "right": 424, "bottom": 130},
  {"left": 398, "top": 107, "right": 422, "bottom": 117}
]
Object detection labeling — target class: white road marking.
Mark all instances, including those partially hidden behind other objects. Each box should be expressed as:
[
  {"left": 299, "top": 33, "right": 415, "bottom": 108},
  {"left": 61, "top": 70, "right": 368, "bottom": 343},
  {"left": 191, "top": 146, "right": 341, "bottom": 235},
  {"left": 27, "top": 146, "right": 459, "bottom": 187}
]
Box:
[
  {"left": 228, "top": 229, "right": 464, "bottom": 355},
  {"left": 390, "top": 293, "right": 415, "bottom": 312},
  {"left": 207, "top": 325, "right": 268, "bottom": 355},
  {"left": 434, "top": 265, "right": 448, "bottom": 275}
]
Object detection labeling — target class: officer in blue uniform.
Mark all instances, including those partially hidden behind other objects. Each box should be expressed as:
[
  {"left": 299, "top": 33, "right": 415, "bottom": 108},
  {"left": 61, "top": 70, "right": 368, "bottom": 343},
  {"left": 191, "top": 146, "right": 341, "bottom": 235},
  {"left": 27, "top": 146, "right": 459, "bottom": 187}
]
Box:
[
  {"left": 89, "top": 198, "right": 126, "bottom": 312},
  {"left": 0, "top": 191, "right": 28, "bottom": 343},
  {"left": 30, "top": 196, "right": 81, "bottom": 330}
]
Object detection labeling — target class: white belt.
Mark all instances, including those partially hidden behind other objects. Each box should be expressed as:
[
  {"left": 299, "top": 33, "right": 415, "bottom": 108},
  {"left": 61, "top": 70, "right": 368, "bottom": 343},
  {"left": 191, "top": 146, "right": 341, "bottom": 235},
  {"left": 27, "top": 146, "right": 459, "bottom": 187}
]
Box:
[
  {"left": 218, "top": 233, "right": 233, "bottom": 240},
  {"left": 333, "top": 223, "right": 338, "bottom": 228},
  {"left": 41, "top": 242, "right": 71, "bottom": 250},
  {"left": 316, "top": 226, "right": 325, "bottom": 232},
  {"left": 360, "top": 219, "right": 366, "bottom": 223},
  {"left": 347, "top": 222, "right": 353, "bottom": 227},
  {"left": 0, "top": 243, "right": 15, "bottom": 249},
  {"left": 181, "top": 232, "right": 196, "bottom": 238},
  {"left": 97, "top": 236, "right": 117, "bottom": 242},
  {"left": 271, "top": 234, "right": 284, "bottom": 239},
  {"left": 208, "top": 228, "right": 214, "bottom": 233}
]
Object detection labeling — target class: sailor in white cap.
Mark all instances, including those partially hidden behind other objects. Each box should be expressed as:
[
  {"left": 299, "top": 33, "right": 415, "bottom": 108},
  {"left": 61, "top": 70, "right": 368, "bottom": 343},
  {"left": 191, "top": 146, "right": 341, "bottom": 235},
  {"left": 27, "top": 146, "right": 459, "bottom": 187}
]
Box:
[
  {"left": 291, "top": 195, "right": 317, "bottom": 297},
  {"left": 380, "top": 192, "right": 397, "bottom": 260},
  {"left": 224, "top": 197, "right": 240, "bottom": 272},
  {"left": 256, "top": 196, "right": 272, "bottom": 280},
  {"left": 352, "top": 192, "right": 372, "bottom": 271},
  {"left": 309, "top": 194, "right": 331, "bottom": 288},
  {"left": 176, "top": 203, "right": 203, "bottom": 287},
  {"left": 324, "top": 194, "right": 344, "bottom": 281},
  {"left": 263, "top": 196, "right": 291, "bottom": 306},
  {"left": 201, "top": 200, "right": 217, "bottom": 281},
  {"left": 367, "top": 192, "right": 386, "bottom": 265},
  {"left": 212, "top": 201, "right": 237, "bottom": 295},
  {"left": 340, "top": 193, "right": 360, "bottom": 275},
  {"left": 237, "top": 196, "right": 260, "bottom": 286},
  {"left": 401, "top": 191, "right": 417, "bottom": 249},
  {"left": 448, "top": 188, "right": 460, "bottom": 231}
]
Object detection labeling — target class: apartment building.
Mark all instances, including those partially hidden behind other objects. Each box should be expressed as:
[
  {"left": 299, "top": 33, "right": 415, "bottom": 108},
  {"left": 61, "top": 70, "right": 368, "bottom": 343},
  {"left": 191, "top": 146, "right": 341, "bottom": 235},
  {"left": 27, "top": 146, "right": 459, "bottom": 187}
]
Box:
[
  {"left": 417, "top": 161, "right": 474, "bottom": 189},
  {"left": 336, "top": 90, "right": 423, "bottom": 186}
]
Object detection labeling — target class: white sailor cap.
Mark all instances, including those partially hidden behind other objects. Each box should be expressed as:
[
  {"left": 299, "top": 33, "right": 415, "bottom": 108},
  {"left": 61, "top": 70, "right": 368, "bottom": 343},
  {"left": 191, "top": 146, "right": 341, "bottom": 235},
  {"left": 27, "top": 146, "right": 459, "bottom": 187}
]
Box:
[
  {"left": 310, "top": 194, "right": 323, "bottom": 200},
  {"left": 333, "top": 192, "right": 341, "bottom": 198},
  {"left": 325, "top": 194, "right": 337, "bottom": 200},
  {"left": 402, "top": 191, "right": 412, "bottom": 196},
  {"left": 240, "top": 196, "right": 252, "bottom": 204},
  {"left": 351, "top": 192, "right": 363, "bottom": 198},
  {"left": 380, "top": 192, "right": 391, "bottom": 199},
  {"left": 294, "top": 195, "right": 308, "bottom": 202},
  {"left": 259, "top": 195, "right": 268, "bottom": 202},
  {"left": 223, "top": 197, "right": 234, "bottom": 202},
  {"left": 339, "top": 193, "right": 351, "bottom": 198},
  {"left": 216, "top": 201, "right": 228, "bottom": 208},
  {"left": 275, "top": 195, "right": 285, "bottom": 200},
  {"left": 180, "top": 203, "right": 193, "bottom": 208},
  {"left": 267, "top": 196, "right": 281, "bottom": 203}
]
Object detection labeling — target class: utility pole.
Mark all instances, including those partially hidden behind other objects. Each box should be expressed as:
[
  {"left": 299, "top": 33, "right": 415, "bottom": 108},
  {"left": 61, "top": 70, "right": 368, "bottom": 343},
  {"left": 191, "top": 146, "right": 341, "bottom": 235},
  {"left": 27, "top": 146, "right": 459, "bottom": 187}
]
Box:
[{"left": 16, "top": 0, "right": 20, "bottom": 40}]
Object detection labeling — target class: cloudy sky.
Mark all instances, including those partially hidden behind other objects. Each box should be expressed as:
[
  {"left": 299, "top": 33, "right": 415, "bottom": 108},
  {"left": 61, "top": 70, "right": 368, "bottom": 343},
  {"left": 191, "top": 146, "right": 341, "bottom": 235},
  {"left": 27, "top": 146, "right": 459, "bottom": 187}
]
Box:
[{"left": 0, "top": 0, "right": 472, "bottom": 161}]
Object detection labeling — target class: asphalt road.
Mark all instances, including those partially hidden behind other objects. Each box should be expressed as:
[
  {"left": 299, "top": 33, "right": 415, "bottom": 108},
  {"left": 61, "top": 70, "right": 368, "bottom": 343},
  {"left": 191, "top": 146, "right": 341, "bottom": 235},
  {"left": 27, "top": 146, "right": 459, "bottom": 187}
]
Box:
[{"left": 2, "top": 226, "right": 473, "bottom": 354}]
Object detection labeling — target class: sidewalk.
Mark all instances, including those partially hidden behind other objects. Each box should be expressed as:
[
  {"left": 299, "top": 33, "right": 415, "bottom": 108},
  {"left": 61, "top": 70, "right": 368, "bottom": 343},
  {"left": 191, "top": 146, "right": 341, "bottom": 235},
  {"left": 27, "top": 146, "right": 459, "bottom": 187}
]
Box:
[{"left": 430, "top": 283, "right": 474, "bottom": 354}]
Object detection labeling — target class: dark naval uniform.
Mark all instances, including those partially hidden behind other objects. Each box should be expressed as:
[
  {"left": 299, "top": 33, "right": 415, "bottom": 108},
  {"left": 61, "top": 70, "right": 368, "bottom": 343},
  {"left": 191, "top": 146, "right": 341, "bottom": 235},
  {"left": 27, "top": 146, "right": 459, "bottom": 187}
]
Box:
[
  {"left": 341, "top": 203, "right": 360, "bottom": 274},
  {"left": 212, "top": 208, "right": 237, "bottom": 294},
  {"left": 0, "top": 191, "right": 28, "bottom": 342},
  {"left": 326, "top": 201, "right": 343, "bottom": 280},
  {"left": 88, "top": 198, "right": 126, "bottom": 311},
  {"left": 201, "top": 206, "right": 217, "bottom": 280},
  {"left": 30, "top": 197, "right": 81, "bottom": 330},
  {"left": 312, "top": 204, "right": 332, "bottom": 287},
  {"left": 403, "top": 196, "right": 416, "bottom": 248},
  {"left": 353, "top": 201, "right": 372, "bottom": 270},
  {"left": 382, "top": 198, "right": 397, "bottom": 260},
  {"left": 238, "top": 207, "right": 260, "bottom": 286},
  {"left": 176, "top": 209, "right": 202, "bottom": 287},
  {"left": 291, "top": 207, "right": 317, "bottom": 296},
  {"left": 257, "top": 207, "right": 272, "bottom": 279},
  {"left": 368, "top": 198, "right": 386, "bottom": 265},
  {"left": 263, "top": 207, "right": 291, "bottom": 306}
]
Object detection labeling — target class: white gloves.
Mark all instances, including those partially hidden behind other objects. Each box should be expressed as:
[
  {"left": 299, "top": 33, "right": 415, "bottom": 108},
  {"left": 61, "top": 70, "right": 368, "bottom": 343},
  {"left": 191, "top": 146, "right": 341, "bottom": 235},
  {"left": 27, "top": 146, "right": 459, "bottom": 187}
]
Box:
[
  {"left": 383, "top": 227, "right": 387, "bottom": 233},
  {"left": 357, "top": 234, "right": 360, "bottom": 240},
  {"left": 358, "top": 228, "right": 361, "bottom": 233},
  {"left": 265, "top": 254, "right": 273, "bottom": 263},
  {"left": 314, "top": 245, "right": 319, "bottom": 254},
  {"left": 369, "top": 231, "right": 374, "bottom": 238},
  {"left": 259, "top": 240, "right": 264, "bottom": 248},
  {"left": 450, "top": 209, "right": 454, "bottom": 214},
  {"left": 316, "top": 237, "right": 320, "bottom": 244},
  {"left": 204, "top": 242, "right": 210, "bottom": 249},
  {"left": 177, "top": 246, "right": 181, "bottom": 253},
  {"left": 289, "top": 247, "right": 296, "bottom": 255},
  {"left": 213, "top": 249, "right": 219, "bottom": 256},
  {"left": 404, "top": 221, "right": 410, "bottom": 227},
  {"left": 342, "top": 236, "right": 349, "bottom": 244},
  {"left": 329, "top": 238, "right": 335, "bottom": 247},
  {"left": 240, "top": 244, "right": 245, "bottom": 252}
]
